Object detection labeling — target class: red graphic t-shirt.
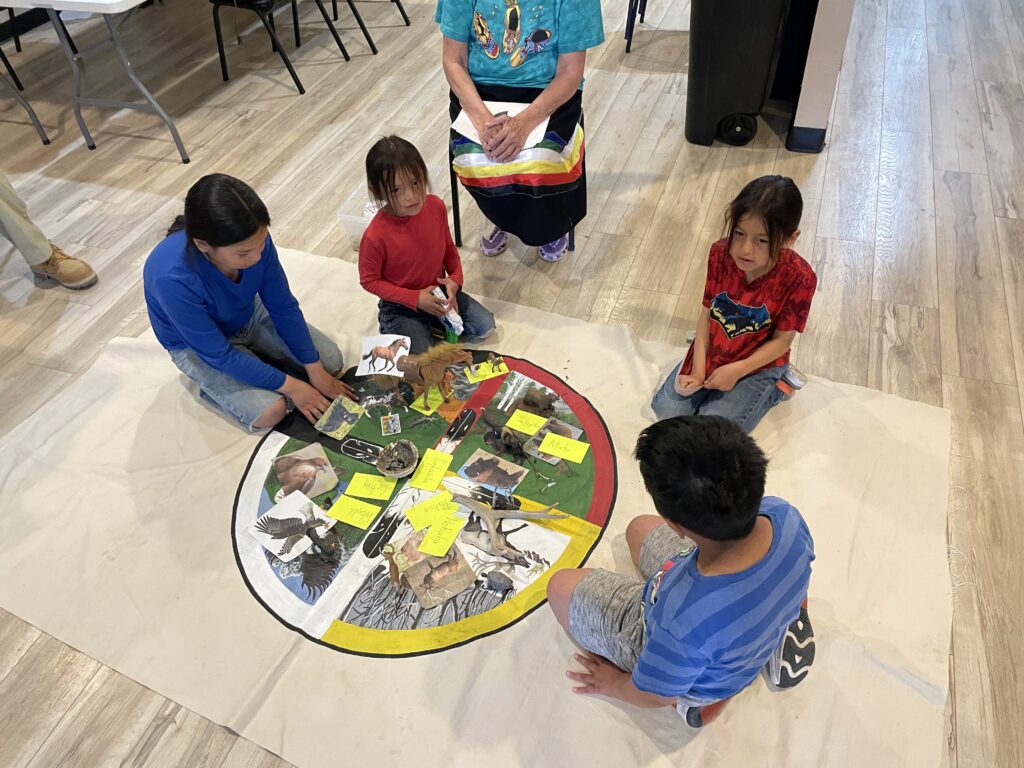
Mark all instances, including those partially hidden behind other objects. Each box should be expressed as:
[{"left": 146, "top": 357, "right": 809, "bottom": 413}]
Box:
[{"left": 681, "top": 238, "right": 817, "bottom": 378}]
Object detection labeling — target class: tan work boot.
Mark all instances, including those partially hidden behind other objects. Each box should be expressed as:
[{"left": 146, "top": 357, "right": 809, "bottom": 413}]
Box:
[{"left": 30, "top": 244, "right": 98, "bottom": 290}]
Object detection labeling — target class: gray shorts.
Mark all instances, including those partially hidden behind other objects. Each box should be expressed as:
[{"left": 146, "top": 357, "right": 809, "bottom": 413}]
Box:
[{"left": 567, "top": 524, "right": 694, "bottom": 672}]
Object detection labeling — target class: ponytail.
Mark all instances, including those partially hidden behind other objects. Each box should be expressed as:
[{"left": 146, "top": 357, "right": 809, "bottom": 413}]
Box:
[{"left": 166, "top": 214, "right": 186, "bottom": 237}]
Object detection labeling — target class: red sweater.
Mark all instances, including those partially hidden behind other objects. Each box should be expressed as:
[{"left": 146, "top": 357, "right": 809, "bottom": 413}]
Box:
[{"left": 358, "top": 195, "right": 464, "bottom": 310}]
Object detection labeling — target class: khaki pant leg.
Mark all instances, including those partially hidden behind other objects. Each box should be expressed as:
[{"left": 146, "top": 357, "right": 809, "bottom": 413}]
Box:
[{"left": 0, "top": 169, "right": 51, "bottom": 266}]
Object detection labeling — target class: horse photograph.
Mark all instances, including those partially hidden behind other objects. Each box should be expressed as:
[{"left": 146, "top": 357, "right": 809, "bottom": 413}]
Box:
[{"left": 357, "top": 335, "right": 410, "bottom": 376}]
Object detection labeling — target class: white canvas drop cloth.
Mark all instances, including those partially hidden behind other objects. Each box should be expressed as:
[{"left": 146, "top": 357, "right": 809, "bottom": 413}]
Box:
[{"left": 0, "top": 250, "right": 952, "bottom": 767}]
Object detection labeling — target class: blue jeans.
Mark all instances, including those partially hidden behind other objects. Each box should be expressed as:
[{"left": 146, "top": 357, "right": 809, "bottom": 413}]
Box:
[
  {"left": 378, "top": 291, "right": 496, "bottom": 355},
  {"left": 168, "top": 299, "right": 343, "bottom": 431},
  {"left": 651, "top": 364, "right": 790, "bottom": 433}
]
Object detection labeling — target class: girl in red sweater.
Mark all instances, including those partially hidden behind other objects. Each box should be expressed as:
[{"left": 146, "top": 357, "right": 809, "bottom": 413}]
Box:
[
  {"left": 651, "top": 176, "right": 817, "bottom": 432},
  {"left": 358, "top": 135, "right": 496, "bottom": 354}
]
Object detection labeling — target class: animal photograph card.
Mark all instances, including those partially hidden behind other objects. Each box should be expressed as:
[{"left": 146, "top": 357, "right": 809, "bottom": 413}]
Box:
[
  {"left": 524, "top": 418, "right": 584, "bottom": 465},
  {"left": 456, "top": 448, "right": 529, "bottom": 493},
  {"left": 356, "top": 334, "right": 410, "bottom": 376},
  {"left": 398, "top": 534, "right": 476, "bottom": 610},
  {"left": 314, "top": 395, "right": 365, "bottom": 440},
  {"left": 272, "top": 443, "right": 339, "bottom": 500},
  {"left": 249, "top": 490, "right": 338, "bottom": 562},
  {"left": 381, "top": 413, "right": 402, "bottom": 436}
]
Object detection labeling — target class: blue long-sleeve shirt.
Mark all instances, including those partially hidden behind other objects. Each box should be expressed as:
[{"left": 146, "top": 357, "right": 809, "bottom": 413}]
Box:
[{"left": 143, "top": 230, "right": 319, "bottom": 390}]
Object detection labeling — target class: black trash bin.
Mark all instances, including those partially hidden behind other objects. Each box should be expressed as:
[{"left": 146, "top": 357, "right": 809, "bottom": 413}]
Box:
[{"left": 684, "top": 0, "right": 791, "bottom": 147}]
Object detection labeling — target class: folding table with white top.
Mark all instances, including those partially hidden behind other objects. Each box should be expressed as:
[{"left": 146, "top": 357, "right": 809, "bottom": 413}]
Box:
[{"left": 20, "top": 0, "right": 190, "bottom": 163}]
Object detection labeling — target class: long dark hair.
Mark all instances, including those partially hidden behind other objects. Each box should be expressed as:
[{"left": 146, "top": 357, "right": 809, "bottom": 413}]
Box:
[
  {"left": 724, "top": 175, "right": 802, "bottom": 262},
  {"left": 166, "top": 173, "right": 271, "bottom": 246},
  {"left": 365, "top": 135, "right": 429, "bottom": 213}
]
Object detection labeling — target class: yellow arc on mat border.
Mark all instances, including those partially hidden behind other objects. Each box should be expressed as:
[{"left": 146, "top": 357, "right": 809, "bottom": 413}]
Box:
[{"left": 320, "top": 504, "right": 601, "bottom": 655}]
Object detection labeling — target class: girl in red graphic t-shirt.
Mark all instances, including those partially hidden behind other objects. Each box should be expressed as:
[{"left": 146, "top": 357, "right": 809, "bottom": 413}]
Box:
[
  {"left": 652, "top": 176, "right": 817, "bottom": 433},
  {"left": 358, "top": 135, "right": 495, "bottom": 354}
]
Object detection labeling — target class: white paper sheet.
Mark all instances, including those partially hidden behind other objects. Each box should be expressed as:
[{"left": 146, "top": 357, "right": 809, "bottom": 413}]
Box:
[{"left": 452, "top": 100, "right": 550, "bottom": 149}]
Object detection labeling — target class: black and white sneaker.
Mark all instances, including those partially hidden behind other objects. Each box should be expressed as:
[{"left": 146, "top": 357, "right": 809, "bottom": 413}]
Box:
[{"left": 767, "top": 600, "right": 815, "bottom": 689}]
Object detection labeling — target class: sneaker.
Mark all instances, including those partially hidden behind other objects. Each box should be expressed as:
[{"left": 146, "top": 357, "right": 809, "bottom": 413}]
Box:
[
  {"left": 539, "top": 234, "right": 568, "bottom": 262},
  {"left": 678, "top": 697, "right": 731, "bottom": 728},
  {"left": 480, "top": 226, "right": 508, "bottom": 257},
  {"left": 30, "top": 244, "right": 98, "bottom": 290},
  {"left": 767, "top": 600, "right": 815, "bottom": 688}
]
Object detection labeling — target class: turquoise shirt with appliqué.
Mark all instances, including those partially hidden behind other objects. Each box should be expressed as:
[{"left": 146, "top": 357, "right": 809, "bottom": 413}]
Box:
[{"left": 436, "top": 0, "right": 605, "bottom": 89}]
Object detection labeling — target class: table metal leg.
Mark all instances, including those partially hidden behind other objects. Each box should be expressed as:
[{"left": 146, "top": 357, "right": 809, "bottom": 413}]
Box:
[
  {"left": 102, "top": 14, "right": 189, "bottom": 162},
  {"left": 0, "top": 72, "right": 50, "bottom": 145},
  {"left": 47, "top": 10, "right": 190, "bottom": 163},
  {"left": 47, "top": 8, "right": 94, "bottom": 150}
]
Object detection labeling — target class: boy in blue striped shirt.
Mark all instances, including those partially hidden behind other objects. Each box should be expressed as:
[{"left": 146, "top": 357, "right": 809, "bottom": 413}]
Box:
[{"left": 546, "top": 416, "right": 815, "bottom": 726}]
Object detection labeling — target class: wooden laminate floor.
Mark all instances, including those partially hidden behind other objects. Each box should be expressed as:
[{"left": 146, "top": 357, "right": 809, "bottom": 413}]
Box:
[{"left": 0, "top": 0, "right": 1022, "bottom": 764}]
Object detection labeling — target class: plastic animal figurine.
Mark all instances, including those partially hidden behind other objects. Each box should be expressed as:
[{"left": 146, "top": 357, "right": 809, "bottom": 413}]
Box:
[{"left": 395, "top": 342, "right": 474, "bottom": 402}]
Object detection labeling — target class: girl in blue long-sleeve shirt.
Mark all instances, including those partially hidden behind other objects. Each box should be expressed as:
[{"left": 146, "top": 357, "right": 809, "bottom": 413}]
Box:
[{"left": 144, "top": 174, "right": 355, "bottom": 431}]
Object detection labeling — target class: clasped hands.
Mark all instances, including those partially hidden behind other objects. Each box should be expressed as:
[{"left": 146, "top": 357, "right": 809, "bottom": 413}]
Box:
[
  {"left": 479, "top": 111, "right": 532, "bottom": 163},
  {"left": 675, "top": 362, "right": 744, "bottom": 395}
]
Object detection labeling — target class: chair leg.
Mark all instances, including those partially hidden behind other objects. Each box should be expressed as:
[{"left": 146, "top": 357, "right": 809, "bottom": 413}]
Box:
[
  {"left": 639, "top": 0, "right": 648, "bottom": 24},
  {"left": 449, "top": 143, "right": 462, "bottom": 248},
  {"left": 267, "top": 12, "right": 279, "bottom": 52},
  {"left": 292, "top": 0, "right": 301, "bottom": 47},
  {"left": 8, "top": 9, "right": 21, "bottom": 53},
  {"left": 625, "top": 0, "right": 638, "bottom": 52},
  {"left": 311, "top": 0, "right": 350, "bottom": 61},
  {"left": 57, "top": 13, "right": 78, "bottom": 56},
  {"left": 0, "top": 45, "right": 23, "bottom": 91},
  {"left": 392, "top": 0, "right": 411, "bottom": 26},
  {"left": 257, "top": 10, "right": 305, "bottom": 94},
  {"left": 212, "top": 4, "right": 230, "bottom": 81},
  {"left": 332, "top": 0, "right": 339, "bottom": 21},
  {"left": 346, "top": 0, "right": 377, "bottom": 55},
  {"left": 568, "top": 226, "right": 575, "bottom": 252}
]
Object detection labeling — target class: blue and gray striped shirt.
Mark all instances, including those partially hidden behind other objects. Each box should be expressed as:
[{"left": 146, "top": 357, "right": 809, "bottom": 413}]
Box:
[{"left": 632, "top": 497, "right": 814, "bottom": 701}]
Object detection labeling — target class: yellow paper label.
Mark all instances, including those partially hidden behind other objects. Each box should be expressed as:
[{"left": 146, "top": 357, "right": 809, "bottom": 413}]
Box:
[
  {"left": 410, "top": 387, "right": 445, "bottom": 415},
  {"left": 344, "top": 472, "right": 397, "bottom": 501},
  {"left": 326, "top": 495, "right": 382, "bottom": 529},
  {"left": 405, "top": 491, "right": 458, "bottom": 531},
  {"left": 504, "top": 409, "right": 549, "bottom": 436},
  {"left": 409, "top": 448, "right": 454, "bottom": 491},
  {"left": 418, "top": 515, "right": 467, "bottom": 557},
  {"left": 537, "top": 433, "right": 590, "bottom": 463},
  {"left": 465, "top": 360, "right": 510, "bottom": 383}
]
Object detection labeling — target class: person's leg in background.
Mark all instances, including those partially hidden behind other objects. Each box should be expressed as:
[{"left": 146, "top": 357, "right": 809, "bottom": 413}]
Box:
[
  {"left": 455, "top": 291, "right": 496, "bottom": 342},
  {"left": 0, "top": 169, "right": 98, "bottom": 289}
]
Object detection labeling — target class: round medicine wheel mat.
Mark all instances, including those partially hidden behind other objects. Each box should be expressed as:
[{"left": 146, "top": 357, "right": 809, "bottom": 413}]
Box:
[{"left": 232, "top": 351, "right": 617, "bottom": 657}]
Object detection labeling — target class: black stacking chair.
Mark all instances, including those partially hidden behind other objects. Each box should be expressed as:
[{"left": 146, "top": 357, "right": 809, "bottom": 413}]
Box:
[
  {"left": 211, "top": 0, "right": 350, "bottom": 95},
  {"left": 624, "top": 0, "right": 649, "bottom": 52},
  {"left": 330, "top": 0, "right": 409, "bottom": 39},
  {"left": 4, "top": 8, "right": 21, "bottom": 52},
  {"left": 1, "top": 39, "right": 21, "bottom": 90},
  {"left": 325, "top": 0, "right": 392, "bottom": 54}
]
